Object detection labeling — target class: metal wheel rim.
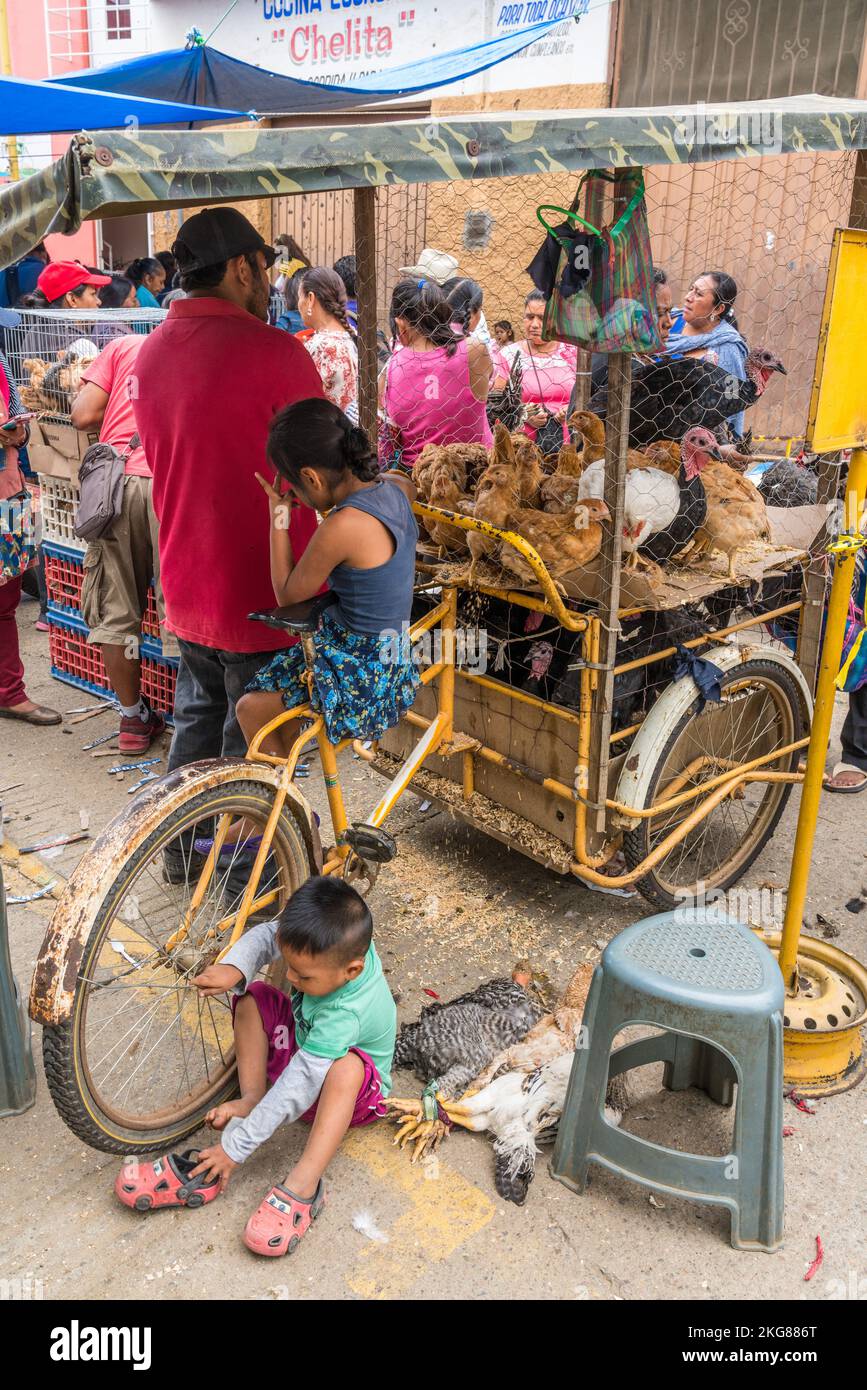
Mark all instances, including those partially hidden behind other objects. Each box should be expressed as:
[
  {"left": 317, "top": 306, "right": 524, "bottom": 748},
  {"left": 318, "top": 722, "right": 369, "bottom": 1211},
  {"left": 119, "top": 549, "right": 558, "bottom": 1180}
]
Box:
[
  {"left": 647, "top": 673, "right": 796, "bottom": 897},
  {"left": 74, "top": 793, "right": 301, "bottom": 1133}
]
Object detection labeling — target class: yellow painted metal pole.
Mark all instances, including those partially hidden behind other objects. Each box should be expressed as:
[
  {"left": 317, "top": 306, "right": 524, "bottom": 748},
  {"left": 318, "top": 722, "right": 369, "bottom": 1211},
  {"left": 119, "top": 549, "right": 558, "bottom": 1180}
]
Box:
[
  {"left": 0, "top": 0, "right": 20, "bottom": 182},
  {"left": 779, "top": 448, "right": 867, "bottom": 991}
]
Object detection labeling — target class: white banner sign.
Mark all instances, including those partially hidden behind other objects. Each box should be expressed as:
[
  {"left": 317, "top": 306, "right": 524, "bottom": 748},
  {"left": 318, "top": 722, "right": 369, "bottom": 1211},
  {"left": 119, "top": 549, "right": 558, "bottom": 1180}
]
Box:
[{"left": 150, "top": 0, "right": 610, "bottom": 94}]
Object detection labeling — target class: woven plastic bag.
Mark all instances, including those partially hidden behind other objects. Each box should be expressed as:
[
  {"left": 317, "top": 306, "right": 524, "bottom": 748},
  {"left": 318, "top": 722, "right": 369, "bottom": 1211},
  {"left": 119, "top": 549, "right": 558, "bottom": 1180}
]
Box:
[{"left": 540, "top": 169, "right": 662, "bottom": 354}]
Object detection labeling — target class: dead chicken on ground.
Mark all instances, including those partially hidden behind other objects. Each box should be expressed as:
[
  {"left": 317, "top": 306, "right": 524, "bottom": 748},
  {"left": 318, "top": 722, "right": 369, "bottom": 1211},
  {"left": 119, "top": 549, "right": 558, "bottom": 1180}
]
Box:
[{"left": 389, "top": 963, "right": 630, "bottom": 1204}]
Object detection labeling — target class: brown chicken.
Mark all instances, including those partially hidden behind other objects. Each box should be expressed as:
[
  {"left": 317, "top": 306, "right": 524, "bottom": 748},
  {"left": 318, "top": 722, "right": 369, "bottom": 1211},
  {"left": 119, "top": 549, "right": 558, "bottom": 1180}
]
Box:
[
  {"left": 689, "top": 460, "right": 771, "bottom": 578},
  {"left": 538, "top": 439, "right": 585, "bottom": 513},
  {"left": 414, "top": 444, "right": 467, "bottom": 501},
  {"left": 641, "top": 439, "right": 682, "bottom": 474},
  {"left": 509, "top": 431, "right": 544, "bottom": 504},
  {"left": 425, "top": 464, "right": 471, "bottom": 555},
  {"left": 498, "top": 497, "right": 610, "bottom": 585},
  {"left": 569, "top": 409, "right": 606, "bottom": 464},
  {"left": 467, "top": 426, "right": 525, "bottom": 582}
]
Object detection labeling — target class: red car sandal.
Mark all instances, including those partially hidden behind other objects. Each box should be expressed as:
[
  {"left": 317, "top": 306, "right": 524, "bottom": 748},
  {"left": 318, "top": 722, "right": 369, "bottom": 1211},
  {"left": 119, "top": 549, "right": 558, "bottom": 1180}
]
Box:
[
  {"left": 243, "top": 1181, "right": 326, "bottom": 1256},
  {"left": 114, "top": 1151, "right": 221, "bottom": 1212}
]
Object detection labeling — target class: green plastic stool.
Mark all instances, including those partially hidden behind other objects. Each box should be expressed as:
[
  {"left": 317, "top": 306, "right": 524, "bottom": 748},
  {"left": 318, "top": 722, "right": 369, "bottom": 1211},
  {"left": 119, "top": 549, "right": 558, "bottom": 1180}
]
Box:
[
  {"left": 550, "top": 909, "right": 784, "bottom": 1252},
  {"left": 0, "top": 861, "right": 37, "bottom": 1118}
]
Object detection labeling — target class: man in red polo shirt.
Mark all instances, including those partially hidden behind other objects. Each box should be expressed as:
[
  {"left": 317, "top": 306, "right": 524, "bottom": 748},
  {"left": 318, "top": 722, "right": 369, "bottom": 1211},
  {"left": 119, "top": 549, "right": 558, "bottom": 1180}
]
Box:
[{"left": 133, "top": 209, "right": 324, "bottom": 849}]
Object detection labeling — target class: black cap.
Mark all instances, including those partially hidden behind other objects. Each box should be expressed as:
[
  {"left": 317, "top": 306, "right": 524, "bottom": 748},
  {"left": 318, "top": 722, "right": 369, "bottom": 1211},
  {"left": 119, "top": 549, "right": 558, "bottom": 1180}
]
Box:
[{"left": 171, "top": 207, "right": 277, "bottom": 274}]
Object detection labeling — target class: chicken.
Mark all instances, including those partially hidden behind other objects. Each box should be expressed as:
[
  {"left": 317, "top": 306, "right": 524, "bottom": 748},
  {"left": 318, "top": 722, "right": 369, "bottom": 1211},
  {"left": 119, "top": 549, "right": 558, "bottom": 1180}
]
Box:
[
  {"left": 541, "top": 435, "right": 656, "bottom": 515},
  {"left": 690, "top": 459, "right": 772, "bottom": 579},
  {"left": 425, "top": 464, "right": 471, "bottom": 555},
  {"left": 578, "top": 426, "right": 723, "bottom": 569},
  {"left": 641, "top": 439, "right": 682, "bottom": 474},
  {"left": 466, "top": 424, "right": 524, "bottom": 582},
  {"left": 569, "top": 409, "right": 606, "bottom": 464},
  {"left": 588, "top": 347, "right": 787, "bottom": 447},
  {"left": 389, "top": 963, "right": 631, "bottom": 1203},
  {"left": 758, "top": 455, "right": 818, "bottom": 508},
  {"left": 499, "top": 497, "right": 610, "bottom": 585},
  {"left": 391, "top": 969, "right": 545, "bottom": 1103},
  {"left": 509, "top": 431, "right": 544, "bottom": 504},
  {"left": 414, "top": 442, "right": 485, "bottom": 501},
  {"left": 539, "top": 473, "right": 584, "bottom": 515}
]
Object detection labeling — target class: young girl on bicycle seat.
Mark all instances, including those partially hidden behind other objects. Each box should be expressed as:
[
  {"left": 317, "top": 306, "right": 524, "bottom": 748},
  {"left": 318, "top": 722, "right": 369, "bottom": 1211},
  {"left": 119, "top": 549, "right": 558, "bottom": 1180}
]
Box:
[{"left": 236, "top": 396, "right": 419, "bottom": 760}]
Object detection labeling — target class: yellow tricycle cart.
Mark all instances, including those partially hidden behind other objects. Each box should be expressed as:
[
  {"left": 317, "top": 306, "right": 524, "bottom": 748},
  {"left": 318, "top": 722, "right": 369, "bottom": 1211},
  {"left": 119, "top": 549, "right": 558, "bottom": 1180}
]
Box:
[{"left": 3, "top": 97, "right": 864, "bottom": 1148}]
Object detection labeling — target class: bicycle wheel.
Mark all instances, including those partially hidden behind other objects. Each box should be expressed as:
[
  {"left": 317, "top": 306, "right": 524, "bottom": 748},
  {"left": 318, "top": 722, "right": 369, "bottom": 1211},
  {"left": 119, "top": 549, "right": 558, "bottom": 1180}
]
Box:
[
  {"left": 42, "top": 776, "right": 312, "bottom": 1154},
  {"left": 623, "top": 659, "right": 803, "bottom": 911}
]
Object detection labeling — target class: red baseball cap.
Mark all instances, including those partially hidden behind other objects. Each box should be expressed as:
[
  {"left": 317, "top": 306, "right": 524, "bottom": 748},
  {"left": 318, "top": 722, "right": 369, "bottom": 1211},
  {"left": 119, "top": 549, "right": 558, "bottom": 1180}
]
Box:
[{"left": 37, "top": 261, "right": 112, "bottom": 301}]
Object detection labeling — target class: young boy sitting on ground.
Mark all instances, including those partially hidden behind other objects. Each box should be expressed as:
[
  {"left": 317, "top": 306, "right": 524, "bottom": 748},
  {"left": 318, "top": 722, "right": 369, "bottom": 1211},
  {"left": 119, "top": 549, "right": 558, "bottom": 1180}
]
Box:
[{"left": 185, "top": 878, "right": 395, "bottom": 1256}]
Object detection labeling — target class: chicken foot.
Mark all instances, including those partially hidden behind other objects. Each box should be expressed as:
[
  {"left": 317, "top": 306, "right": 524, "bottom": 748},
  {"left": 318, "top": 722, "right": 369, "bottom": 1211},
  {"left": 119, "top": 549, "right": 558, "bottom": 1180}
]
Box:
[{"left": 387, "top": 1086, "right": 484, "bottom": 1162}]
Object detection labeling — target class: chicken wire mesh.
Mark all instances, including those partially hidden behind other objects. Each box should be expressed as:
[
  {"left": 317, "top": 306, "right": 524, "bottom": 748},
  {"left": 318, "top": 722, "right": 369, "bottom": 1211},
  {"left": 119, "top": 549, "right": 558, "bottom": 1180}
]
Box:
[
  {"left": 339, "top": 152, "right": 848, "bottom": 637},
  {"left": 320, "top": 149, "right": 848, "bottom": 862},
  {"left": 5, "top": 308, "right": 166, "bottom": 421}
]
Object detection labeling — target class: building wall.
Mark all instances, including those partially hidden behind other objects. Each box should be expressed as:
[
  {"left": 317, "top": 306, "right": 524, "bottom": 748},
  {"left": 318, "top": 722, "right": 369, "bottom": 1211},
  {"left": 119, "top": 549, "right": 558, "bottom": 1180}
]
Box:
[
  {"left": 424, "top": 82, "right": 610, "bottom": 332},
  {"left": 3, "top": 0, "right": 99, "bottom": 265}
]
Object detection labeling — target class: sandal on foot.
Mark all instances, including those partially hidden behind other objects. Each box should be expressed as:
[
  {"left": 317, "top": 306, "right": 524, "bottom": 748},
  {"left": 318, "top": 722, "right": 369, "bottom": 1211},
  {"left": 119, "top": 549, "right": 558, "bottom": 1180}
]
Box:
[
  {"left": 114, "top": 1150, "right": 221, "bottom": 1212},
  {"left": 243, "top": 1181, "right": 326, "bottom": 1257},
  {"left": 823, "top": 762, "right": 867, "bottom": 794}
]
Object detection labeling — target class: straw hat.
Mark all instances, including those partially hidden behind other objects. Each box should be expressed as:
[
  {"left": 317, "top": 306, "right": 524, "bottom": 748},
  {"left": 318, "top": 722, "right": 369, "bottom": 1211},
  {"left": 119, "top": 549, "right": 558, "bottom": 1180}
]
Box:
[{"left": 398, "top": 247, "right": 460, "bottom": 286}]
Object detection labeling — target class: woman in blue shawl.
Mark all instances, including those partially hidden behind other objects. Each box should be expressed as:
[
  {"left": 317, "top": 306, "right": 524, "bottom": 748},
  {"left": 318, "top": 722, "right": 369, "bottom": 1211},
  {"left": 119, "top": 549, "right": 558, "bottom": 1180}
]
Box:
[{"left": 665, "top": 270, "right": 748, "bottom": 437}]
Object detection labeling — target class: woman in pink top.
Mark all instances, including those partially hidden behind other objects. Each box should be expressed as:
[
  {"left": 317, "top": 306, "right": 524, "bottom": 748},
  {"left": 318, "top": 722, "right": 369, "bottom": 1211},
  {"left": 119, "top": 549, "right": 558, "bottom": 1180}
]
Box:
[
  {"left": 380, "top": 280, "right": 492, "bottom": 470},
  {"left": 0, "top": 350, "right": 60, "bottom": 725},
  {"left": 493, "top": 290, "right": 578, "bottom": 446}
]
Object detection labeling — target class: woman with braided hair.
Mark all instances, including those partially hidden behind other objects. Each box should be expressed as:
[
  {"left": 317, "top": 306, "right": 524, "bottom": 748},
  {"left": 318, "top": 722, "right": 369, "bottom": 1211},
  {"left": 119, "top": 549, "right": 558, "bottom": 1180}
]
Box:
[
  {"left": 297, "top": 266, "right": 359, "bottom": 422},
  {"left": 235, "top": 399, "right": 419, "bottom": 765},
  {"left": 380, "top": 278, "right": 492, "bottom": 470}
]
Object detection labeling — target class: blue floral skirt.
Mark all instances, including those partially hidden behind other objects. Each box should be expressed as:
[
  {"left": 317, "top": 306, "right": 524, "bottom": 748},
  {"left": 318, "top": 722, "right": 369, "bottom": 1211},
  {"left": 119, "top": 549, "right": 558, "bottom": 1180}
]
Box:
[{"left": 246, "top": 608, "right": 419, "bottom": 744}]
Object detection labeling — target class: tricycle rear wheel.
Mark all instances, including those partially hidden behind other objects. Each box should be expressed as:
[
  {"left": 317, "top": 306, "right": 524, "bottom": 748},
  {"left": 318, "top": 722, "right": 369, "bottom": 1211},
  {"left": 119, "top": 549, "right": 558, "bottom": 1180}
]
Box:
[{"left": 623, "top": 658, "right": 803, "bottom": 911}]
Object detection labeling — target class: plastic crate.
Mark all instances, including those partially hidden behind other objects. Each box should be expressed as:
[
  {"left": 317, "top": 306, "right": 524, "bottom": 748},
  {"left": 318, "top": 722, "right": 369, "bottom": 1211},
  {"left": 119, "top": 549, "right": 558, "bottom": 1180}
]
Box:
[
  {"left": 48, "top": 613, "right": 176, "bottom": 722},
  {"left": 38, "top": 474, "right": 83, "bottom": 551},
  {"left": 43, "top": 540, "right": 162, "bottom": 645}
]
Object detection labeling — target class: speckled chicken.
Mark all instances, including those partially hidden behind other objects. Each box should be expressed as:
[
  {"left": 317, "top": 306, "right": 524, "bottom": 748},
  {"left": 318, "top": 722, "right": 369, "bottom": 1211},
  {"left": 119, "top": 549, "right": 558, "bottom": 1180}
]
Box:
[
  {"left": 392, "top": 970, "right": 545, "bottom": 1101},
  {"left": 414, "top": 442, "right": 488, "bottom": 501},
  {"left": 389, "top": 963, "right": 631, "bottom": 1203}
]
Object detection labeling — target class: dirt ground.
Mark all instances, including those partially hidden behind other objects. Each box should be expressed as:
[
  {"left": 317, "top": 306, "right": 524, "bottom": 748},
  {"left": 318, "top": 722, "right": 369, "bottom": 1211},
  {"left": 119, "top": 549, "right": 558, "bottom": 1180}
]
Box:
[{"left": 2, "top": 601, "right": 866, "bottom": 1302}]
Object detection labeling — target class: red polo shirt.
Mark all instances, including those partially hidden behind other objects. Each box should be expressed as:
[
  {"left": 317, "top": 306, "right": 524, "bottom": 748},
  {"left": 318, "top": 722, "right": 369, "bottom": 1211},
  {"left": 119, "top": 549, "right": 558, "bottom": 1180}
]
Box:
[{"left": 133, "top": 297, "right": 325, "bottom": 652}]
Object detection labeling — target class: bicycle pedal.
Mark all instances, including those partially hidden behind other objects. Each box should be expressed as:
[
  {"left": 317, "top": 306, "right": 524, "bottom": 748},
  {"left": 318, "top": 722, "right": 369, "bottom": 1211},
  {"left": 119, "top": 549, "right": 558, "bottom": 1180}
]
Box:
[{"left": 342, "top": 823, "right": 397, "bottom": 864}]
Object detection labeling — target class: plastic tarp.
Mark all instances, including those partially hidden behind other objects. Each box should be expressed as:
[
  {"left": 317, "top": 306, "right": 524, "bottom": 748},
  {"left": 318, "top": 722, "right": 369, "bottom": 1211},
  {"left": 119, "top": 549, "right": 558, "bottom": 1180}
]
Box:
[
  {"left": 3, "top": 96, "right": 867, "bottom": 270},
  {"left": 51, "top": 23, "right": 565, "bottom": 112},
  {"left": 0, "top": 73, "right": 245, "bottom": 136}
]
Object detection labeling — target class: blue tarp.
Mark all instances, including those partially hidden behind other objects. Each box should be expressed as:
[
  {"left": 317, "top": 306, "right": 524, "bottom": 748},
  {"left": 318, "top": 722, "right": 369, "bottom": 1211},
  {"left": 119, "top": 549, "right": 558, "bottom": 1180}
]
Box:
[
  {"left": 50, "top": 20, "right": 566, "bottom": 114},
  {"left": 0, "top": 73, "right": 246, "bottom": 136}
]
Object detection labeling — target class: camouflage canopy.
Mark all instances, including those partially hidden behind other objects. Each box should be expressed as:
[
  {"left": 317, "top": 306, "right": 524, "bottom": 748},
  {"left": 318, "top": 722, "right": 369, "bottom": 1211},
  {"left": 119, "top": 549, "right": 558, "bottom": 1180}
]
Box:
[{"left": 2, "top": 94, "right": 867, "bottom": 270}]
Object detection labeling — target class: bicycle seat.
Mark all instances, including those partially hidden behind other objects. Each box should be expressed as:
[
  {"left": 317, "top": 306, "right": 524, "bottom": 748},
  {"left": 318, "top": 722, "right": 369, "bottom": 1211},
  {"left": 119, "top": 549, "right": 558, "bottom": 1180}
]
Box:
[{"left": 248, "top": 592, "right": 337, "bottom": 635}]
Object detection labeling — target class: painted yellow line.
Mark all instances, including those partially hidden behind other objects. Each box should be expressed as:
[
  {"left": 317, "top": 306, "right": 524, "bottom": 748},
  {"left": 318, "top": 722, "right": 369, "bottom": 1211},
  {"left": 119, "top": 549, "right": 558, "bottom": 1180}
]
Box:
[
  {"left": 342, "top": 1125, "right": 496, "bottom": 1300},
  {"left": 0, "top": 837, "right": 65, "bottom": 898}
]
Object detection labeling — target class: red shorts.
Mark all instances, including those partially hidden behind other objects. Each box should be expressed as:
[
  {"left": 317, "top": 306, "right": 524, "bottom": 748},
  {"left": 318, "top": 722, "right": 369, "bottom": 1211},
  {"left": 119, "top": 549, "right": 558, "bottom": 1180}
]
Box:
[{"left": 233, "top": 981, "right": 387, "bottom": 1126}]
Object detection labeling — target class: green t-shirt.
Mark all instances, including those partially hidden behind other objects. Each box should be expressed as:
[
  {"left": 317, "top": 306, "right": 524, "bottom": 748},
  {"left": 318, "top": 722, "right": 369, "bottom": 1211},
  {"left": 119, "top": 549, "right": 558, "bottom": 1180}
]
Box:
[{"left": 290, "top": 943, "right": 396, "bottom": 1095}]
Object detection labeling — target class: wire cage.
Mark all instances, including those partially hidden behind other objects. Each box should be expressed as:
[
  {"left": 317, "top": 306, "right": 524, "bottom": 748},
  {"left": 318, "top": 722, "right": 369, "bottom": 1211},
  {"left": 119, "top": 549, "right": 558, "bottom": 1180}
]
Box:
[
  {"left": 325, "top": 143, "right": 855, "bottom": 900},
  {"left": 5, "top": 308, "right": 165, "bottom": 423}
]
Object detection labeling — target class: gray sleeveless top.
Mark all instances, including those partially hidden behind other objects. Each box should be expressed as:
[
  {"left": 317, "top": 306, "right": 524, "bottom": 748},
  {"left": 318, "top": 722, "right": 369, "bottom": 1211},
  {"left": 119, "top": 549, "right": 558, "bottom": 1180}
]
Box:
[{"left": 328, "top": 480, "right": 418, "bottom": 636}]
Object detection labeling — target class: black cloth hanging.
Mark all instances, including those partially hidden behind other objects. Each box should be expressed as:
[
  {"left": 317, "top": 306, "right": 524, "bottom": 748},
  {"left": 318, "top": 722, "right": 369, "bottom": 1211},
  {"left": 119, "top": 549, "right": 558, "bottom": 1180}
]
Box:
[{"left": 525, "top": 222, "right": 593, "bottom": 299}]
